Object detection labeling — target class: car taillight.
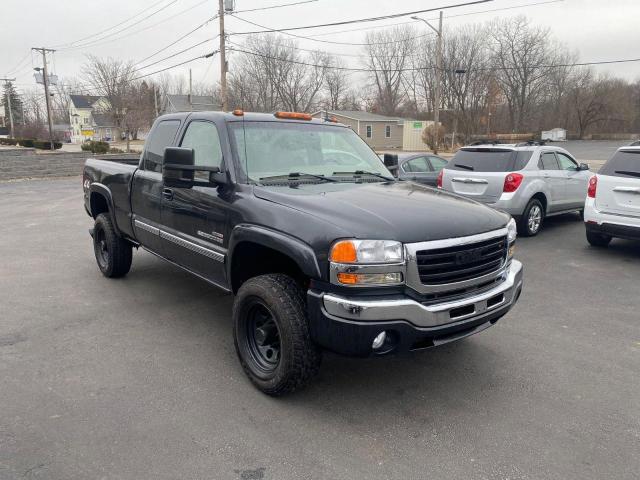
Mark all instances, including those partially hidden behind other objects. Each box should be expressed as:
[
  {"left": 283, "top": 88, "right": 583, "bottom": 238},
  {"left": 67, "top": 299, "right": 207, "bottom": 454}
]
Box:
[
  {"left": 436, "top": 170, "right": 444, "bottom": 188},
  {"left": 503, "top": 173, "right": 524, "bottom": 193},
  {"left": 587, "top": 175, "right": 597, "bottom": 198}
]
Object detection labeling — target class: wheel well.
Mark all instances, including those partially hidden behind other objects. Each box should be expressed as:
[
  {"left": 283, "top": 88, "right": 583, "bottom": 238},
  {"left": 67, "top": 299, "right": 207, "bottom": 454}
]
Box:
[
  {"left": 230, "top": 242, "right": 308, "bottom": 294},
  {"left": 90, "top": 192, "right": 109, "bottom": 219},
  {"left": 531, "top": 192, "right": 548, "bottom": 213}
]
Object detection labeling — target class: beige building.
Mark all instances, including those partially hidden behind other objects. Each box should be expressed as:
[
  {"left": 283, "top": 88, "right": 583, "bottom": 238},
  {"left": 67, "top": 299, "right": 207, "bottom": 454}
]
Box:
[
  {"left": 69, "top": 95, "right": 121, "bottom": 143},
  {"left": 312, "top": 110, "right": 406, "bottom": 150}
]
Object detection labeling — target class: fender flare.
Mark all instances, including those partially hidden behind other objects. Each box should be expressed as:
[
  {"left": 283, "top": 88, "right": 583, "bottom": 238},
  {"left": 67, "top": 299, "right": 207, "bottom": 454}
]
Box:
[
  {"left": 89, "top": 183, "right": 122, "bottom": 237},
  {"left": 227, "top": 224, "right": 322, "bottom": 283}
]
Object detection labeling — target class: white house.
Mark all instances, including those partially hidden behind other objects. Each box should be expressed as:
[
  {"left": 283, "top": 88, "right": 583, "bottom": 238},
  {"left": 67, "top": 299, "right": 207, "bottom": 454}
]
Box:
[{"left": 69, "top": 95, "right": 121, "bottom": 143}]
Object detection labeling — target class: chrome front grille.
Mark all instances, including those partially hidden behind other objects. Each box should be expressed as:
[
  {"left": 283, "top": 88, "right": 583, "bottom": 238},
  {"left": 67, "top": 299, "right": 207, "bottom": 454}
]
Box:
[
  {"left": 416, "top": 236, "right": 507, "bottom": 285},
  {"left": 404, "top": 228, "right": 509, "bottom": 294}
]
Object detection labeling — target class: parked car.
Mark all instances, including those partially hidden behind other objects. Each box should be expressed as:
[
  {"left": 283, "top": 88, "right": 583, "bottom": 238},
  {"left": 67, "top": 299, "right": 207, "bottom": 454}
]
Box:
[
  {"left": 584, "top": 145, "right": 640, "bottom": 246},
  {"left": 395, "top": 153, "right": 449, "bottom": 186},
  {"left": 439, "top": 143, "right": 591, "bottom": 236},
  {"left": 83, "top": 111, "right": 523, "bottom": 396}
]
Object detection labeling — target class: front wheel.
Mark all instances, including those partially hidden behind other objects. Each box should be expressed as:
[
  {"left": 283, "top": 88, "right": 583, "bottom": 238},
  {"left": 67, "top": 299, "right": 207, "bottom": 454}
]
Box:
[
  {"left": 233, "top": 274, "right": 321, "bottom": 396},
  {"left": 586, "top": 230, "right": 612, "bottom": 247},
  {"left": 518, "top": 199, "right": 545, "bottom": 237}
]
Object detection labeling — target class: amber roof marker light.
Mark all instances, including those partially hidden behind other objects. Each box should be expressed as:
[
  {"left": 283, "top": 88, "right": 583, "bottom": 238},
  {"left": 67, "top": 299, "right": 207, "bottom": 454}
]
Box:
[
  {"left": 232, "top": 109, "right": 244, "bottom": 116},
  {"left": 274, "top": 111, "right": 312, "bottom": 121}
]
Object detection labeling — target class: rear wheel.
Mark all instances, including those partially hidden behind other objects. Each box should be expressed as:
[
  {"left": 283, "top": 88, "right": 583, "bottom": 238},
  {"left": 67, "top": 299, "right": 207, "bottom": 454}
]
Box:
[
  {"left": 233, "top": 274, "right": 321, "bottom": 396},
  {"left": 93, "top": 213, "right": 132, "bottom": 278},
  {"left": 586, "top": 230, "right": 612, "bottom": 247},
  {"left": 518, "top": 199, "right": 544, "bottom": 237}
]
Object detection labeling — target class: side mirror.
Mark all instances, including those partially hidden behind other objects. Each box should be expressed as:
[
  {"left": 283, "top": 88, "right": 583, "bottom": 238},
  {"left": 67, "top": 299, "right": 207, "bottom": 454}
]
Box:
[
  {"left": 578, "top": 163, "right": 590, "bottom": 171},
  {"left": 163, "top": 147, "right": 228, "bottom": 188},
  {"left": 163, "top": 147, "right": 195, "bottom": 188},
  {"left": 383, "top": 153, "right": 399, "bottom": 177}
]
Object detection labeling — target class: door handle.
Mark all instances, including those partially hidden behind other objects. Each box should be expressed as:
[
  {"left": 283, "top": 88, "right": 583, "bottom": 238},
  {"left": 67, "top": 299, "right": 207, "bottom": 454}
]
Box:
[{"left": 162, "top": 188, "right": 174, "bottom": 200}]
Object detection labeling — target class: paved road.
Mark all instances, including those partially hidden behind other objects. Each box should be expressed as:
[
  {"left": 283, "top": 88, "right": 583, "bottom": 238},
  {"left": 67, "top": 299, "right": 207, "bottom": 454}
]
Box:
[{"left": 1, "top": 178, "right": 639, "bottom": 480}]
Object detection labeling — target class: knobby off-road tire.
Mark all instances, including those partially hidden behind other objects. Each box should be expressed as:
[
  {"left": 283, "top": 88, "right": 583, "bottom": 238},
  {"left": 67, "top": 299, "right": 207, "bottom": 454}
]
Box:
[
  {"left": 586, "top": 230, "right": 612, "bottom": 248},
  {"left": 93, "top": 213, "right": 132, "bottom": 278},
  {"left": 233, "top": 274, "right": 321, "bottom": 396},
  {"left": 518, "top": 198, "right": 545, "bottom": 237}
]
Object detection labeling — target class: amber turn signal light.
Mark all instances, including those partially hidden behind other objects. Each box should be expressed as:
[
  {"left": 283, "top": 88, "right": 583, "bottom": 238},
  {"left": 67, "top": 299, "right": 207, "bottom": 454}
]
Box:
[{"left": 329, "top": 240, "right": 357, "bottom": 263}]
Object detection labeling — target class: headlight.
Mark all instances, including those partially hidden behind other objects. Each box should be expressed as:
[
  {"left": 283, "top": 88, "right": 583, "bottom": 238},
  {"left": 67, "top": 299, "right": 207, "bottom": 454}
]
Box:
[
  {"left": 329, "top": 239, "right": 403, "bottom": 264},
  {"left": 507, "top": 218, "right": 517, "bottom": 243},
  {"left": 329, "top": 239, "right": 405, "bottom": 286}
]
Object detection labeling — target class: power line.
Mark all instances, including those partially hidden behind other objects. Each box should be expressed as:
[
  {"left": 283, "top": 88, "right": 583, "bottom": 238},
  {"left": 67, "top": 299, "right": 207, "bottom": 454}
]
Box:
[
  {"left": 135, "top": 15, "right": 217, "bottom": 66},
  {"left": 229, "top": 0, "right": 492, "bottom": 35},
  {"left": 58, "top": 0, "right": 180, "bottom": 50},
  {"left": 229, "top": 44, "right": 640, "bottom": 73},
  {"left": 304, "top": 0, "right": 564, "bottom": 38},
  {"left": 234, "top": 0, "right": 318, "bottom": 13},
  {"left": 51, "top": 0, "right": 172, "bottom": 48},
  {"left": 229, "top": 16, "right": 435, "bottom": 46},
  {"left": 5, "top": 52, "right": 31, "bottom": 76}
]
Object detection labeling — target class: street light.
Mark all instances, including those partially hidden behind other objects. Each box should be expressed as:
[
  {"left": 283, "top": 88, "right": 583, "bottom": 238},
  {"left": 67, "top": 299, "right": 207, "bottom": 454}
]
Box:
[{"left": 412, "top": 12, "right": 443, "bottom": 154}]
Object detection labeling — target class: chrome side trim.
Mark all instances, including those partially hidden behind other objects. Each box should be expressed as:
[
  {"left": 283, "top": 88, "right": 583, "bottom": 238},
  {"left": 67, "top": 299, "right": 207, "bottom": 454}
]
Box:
[
  {"left": 134, "top": 219, "right": 160, "bottom": 236},
  {"left": 159, "top": 230, "right": 225, "bottom": 263},
  {"left": 404, "top": 228, "right": 509, "bottom": 294},
  {"left": 322, "top": 260, "right": 523, "bottom": 328},
  {"left": 141, "top": 247, "right": 231, "bottom": 293}
]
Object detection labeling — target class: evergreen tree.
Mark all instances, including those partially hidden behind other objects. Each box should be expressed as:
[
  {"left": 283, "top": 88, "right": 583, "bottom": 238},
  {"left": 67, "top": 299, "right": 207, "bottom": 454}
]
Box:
[{"left": 1, "top": 82, "right": 24, "bottom": 128}]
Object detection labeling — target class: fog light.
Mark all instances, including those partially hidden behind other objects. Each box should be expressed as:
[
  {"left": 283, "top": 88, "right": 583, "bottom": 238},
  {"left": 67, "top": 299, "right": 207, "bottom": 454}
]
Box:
[{"left": 372, "top": 331, "right": 387, "bottom": 350}]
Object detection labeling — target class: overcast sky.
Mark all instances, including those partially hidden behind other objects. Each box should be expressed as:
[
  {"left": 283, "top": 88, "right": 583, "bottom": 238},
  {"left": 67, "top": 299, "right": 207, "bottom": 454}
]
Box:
[{"left": 3, "top": 0, "right": 640, "bottom": 97}]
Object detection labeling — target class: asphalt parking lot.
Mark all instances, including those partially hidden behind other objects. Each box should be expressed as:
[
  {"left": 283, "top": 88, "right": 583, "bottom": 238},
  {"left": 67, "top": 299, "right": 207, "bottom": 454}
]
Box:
[{"left": 1, "top": 177, "right": 639, "bottom": 480}]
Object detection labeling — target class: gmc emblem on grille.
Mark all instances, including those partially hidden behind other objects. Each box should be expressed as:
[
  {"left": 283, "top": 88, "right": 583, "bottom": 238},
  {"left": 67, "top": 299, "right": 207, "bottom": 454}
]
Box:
[{"left": 455, "top": 248, "right": 483, "bottom": 265}]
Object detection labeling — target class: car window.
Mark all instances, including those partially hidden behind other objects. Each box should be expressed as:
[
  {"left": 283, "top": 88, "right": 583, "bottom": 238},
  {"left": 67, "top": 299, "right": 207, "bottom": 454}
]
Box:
[
  {"left": 428, "top": 156, "right": 448, "bottom": 172},
  {"left": 556, "top": 152, "right": 577, "bottom": 171},
  {"left": 180, "top": 121, "right": 223, "bottom": 180},
  {"left": 599, "top": 150, "right": 640, "bottom": 178},
  {"left": 404, "top": 157, "right": 429, "bottom": 173},
  {"left": 539, "top": 152, "right": 560, "bottom": 170},
  {"left": 449, "top": 149, "right": 516, "bottom": 172},
  {"left": 143, "top": 120, "right": 180, "bottom": 173},
  {"left": 513, "top": 151, "right": 534, "bottom": 170}
]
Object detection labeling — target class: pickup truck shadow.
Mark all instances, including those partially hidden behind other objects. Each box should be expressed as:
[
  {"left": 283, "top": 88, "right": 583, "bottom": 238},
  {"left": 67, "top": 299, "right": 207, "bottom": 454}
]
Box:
[{"left": 129, "top": 252, "right": 508, "bottom": 413}]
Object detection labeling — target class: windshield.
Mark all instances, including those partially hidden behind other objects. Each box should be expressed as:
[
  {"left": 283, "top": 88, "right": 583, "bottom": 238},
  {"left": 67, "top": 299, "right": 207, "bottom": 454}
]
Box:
[
  {"left": 599, "top": 150, "right": 640, "bottom": 177},
  {"left": 448, "top": 149, "right": 532, "bottom": 172},
  {"left": 228, "top": 121, "right": 392, "bottom": 183}
]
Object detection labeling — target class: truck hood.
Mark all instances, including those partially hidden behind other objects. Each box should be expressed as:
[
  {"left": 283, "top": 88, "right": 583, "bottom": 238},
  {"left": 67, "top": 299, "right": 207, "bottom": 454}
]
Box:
[{"left": 253, "top": 181, "right": 509, "bottom": 243}]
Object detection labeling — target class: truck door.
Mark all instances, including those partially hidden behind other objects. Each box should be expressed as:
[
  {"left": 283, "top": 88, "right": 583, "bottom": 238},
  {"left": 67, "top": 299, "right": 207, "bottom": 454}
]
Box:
[
  {"left": 131, "top": 119, "right": 181, "bottom": 254},
  {"left": 160, "top": 119, "right": 228, "bottom": 287}
]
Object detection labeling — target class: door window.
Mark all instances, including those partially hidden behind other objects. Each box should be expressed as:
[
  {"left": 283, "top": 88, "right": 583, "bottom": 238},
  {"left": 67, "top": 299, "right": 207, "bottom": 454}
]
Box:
[
  {"left": 428, "top": 156, "right": 448, "bottom": 172},
  {"left": 180, "top": 121, "right": 224, "bottom": 180},
  {"left": 143, "top": 120, "right": 181, "bottom": 173},
  {"left": 556, "top": 152, "right": 578, "bottom": 171},
  {"left": 403, "top": 157, "right": 429, "bottom": 173},
  {"left": 539, "top": 152, "right": 560, "bottom": 170}
]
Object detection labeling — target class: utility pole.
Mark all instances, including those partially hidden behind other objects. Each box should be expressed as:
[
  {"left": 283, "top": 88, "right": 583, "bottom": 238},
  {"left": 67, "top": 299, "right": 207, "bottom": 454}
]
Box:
[
  {"left": 32, "top": 47, "right": 56, "bottom": 150},
  {"left": 153, "top": 84, "right": 159, "bottom": 117},
  {"left": 218, "top": 0, "right": 228, "bottom": 111},
  {"left": 412, "top": 12, "right": 443, "bottom": 154},
  {"left": 0, "top": 78, "right": 16, "bottom": 138}
]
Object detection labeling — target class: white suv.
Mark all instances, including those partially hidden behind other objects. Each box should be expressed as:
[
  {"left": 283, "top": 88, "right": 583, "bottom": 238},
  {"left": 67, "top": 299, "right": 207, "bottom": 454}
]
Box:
[{"left": 584, "top": 145, "right": 640, "bottom": 246}]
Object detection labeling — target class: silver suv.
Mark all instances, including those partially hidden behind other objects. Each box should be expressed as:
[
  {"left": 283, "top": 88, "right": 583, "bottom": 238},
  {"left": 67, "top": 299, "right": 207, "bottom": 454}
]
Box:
[{"left": 439, "top": 143, "right": 591, "bottom": 236}]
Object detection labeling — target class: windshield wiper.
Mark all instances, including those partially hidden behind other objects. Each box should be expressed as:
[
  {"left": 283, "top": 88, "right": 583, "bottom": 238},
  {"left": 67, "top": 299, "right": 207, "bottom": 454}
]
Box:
[
  {"left": 614, "top": 170, "right": 640, "bottom": 178},
  {"left": 454, "top": 164, "right": 475, "bottom": 171},
  {"left": 332, "top": 170, "right": 395, "bottom": 181},
  {"left": 259, "top": 172, "right": 338, "bottom": 183}
]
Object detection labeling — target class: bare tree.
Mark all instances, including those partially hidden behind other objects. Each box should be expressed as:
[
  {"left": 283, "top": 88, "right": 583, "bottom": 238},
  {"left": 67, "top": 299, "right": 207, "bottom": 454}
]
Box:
[
  {"left": 364, "top": 26, "right": 415, "bottom": 115},
  {"left": 323, "top": 59, "right": 353, "bottom": 110},
  {"left": 489, "top": 16, "right": 556, "bottom": 132}
]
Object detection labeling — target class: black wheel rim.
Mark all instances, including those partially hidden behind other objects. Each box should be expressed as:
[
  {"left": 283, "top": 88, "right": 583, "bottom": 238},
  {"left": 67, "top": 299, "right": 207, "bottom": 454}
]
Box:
[
  {"left": 245, "top": 301, "right": 281, "bottom": 374},
  {"left": 95, "top": 227, "right": 109, "bottom": 267}
]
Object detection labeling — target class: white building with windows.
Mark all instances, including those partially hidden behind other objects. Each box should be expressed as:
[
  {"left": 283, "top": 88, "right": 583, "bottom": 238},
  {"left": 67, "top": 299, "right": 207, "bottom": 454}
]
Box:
[{"left": 69, "top": 95, "right": 121, "bottom": 143}]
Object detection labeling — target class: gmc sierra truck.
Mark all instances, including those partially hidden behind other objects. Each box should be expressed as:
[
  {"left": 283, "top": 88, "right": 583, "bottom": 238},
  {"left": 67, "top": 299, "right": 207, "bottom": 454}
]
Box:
[{"left": 83, "top": 111, "right": 524, "bottom": 396}]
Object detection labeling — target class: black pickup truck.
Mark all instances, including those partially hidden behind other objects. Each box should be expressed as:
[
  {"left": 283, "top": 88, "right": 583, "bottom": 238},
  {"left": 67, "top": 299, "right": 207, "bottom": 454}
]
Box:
[{"left": 83, "top": 111, "right": 523, "bottom": 395}]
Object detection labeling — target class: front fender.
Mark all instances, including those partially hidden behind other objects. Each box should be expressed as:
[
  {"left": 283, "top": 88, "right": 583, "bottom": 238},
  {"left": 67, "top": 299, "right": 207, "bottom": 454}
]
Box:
[{"left": 227, "top": 224, "right": 322, "bottom": 281}]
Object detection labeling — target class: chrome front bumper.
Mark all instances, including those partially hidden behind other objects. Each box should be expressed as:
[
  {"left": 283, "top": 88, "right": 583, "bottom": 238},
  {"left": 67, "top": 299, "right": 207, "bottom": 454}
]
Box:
[{"left": 322, "top": 260, "right": 523, "bottom": 328}]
